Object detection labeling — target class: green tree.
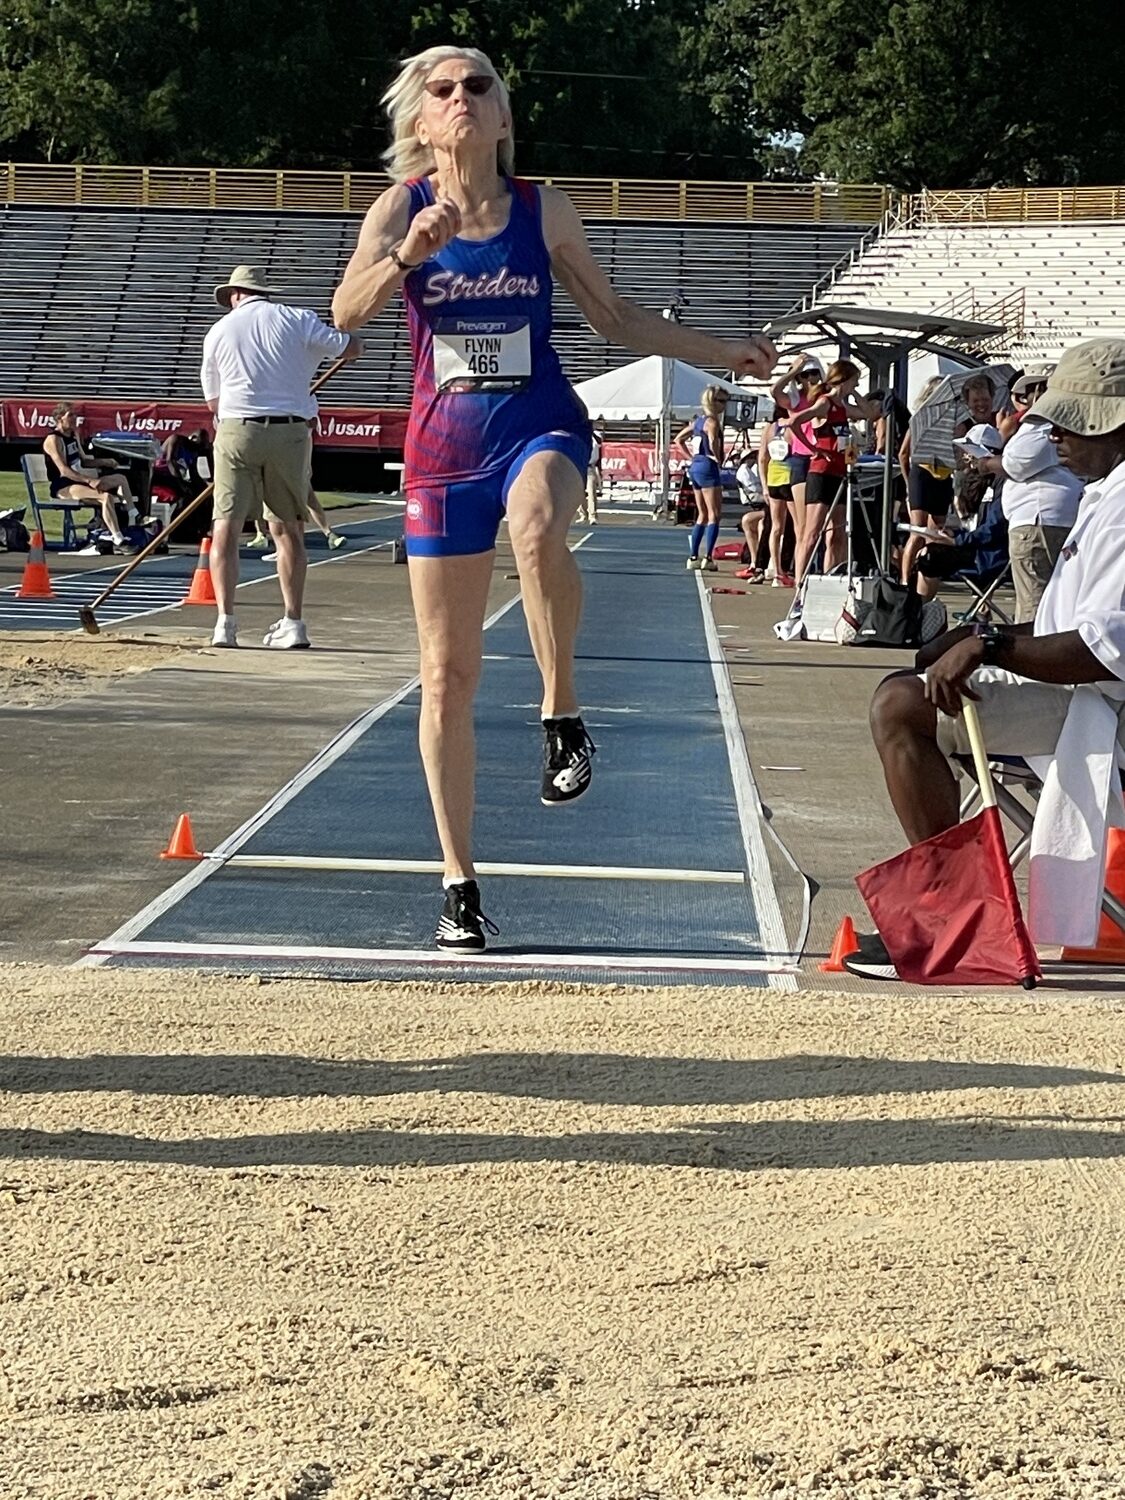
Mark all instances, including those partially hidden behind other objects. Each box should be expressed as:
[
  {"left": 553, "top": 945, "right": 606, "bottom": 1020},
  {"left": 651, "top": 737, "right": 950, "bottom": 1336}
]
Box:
[{"left": 752, "top": 0, "right": 1125, "bottom": 188}]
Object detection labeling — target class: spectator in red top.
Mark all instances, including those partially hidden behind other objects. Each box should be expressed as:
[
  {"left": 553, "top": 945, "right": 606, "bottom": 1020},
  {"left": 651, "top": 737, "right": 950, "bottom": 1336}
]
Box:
[{"left": 787, "top": 360, "right": 876, "bottom": 578}]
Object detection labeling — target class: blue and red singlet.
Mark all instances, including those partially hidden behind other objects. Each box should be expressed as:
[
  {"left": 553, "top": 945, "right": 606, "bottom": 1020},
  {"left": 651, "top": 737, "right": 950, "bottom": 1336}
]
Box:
[{"left": 399, "top": 175, "right": 591, "bottom": 556}]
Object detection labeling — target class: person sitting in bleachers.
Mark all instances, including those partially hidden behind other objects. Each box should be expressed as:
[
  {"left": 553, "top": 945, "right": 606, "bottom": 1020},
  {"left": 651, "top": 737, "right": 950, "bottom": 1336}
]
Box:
[{"left": 42, "top": 402, "right": 137, "bottom": 553}]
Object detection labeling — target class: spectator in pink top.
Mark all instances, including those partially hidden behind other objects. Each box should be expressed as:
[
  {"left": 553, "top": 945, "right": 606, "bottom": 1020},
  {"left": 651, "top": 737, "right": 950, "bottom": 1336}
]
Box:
[{"left": 770, "top": 353, "right": 822, "bottom": 552}]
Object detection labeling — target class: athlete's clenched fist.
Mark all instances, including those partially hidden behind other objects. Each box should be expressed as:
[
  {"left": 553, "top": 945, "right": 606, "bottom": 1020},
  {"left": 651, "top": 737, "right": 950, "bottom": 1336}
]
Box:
[
  {"left": 726, "top": 334, "right": 780, "bottom": 381},
  {"left": 399, "top": 197, "right": 463, "bottom": 265}
]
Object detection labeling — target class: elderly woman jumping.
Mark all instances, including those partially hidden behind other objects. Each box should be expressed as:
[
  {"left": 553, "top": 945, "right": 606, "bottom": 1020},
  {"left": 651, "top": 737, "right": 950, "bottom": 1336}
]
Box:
[{"left": 332, "top": 45, "right": 777, "bottom": 951}]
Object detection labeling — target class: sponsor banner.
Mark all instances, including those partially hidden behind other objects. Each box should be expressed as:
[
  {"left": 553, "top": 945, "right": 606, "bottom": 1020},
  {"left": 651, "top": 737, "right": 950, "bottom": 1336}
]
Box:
[
  {"left": 0, "top": 400, "right": 408, "bottom": 450},
  {"left": 602, "top": 441, "right": 690, "bottom": 482}
]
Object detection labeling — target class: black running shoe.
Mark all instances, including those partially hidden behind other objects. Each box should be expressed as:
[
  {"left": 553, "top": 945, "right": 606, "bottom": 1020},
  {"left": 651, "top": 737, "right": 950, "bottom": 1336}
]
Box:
[
  {"left": 841, "top": 932, "right": 899, "bottom": 981},
  {"left": 434, "top": 880, "right": 498, "bottom": 952},
  {"left": 540, "top": 715, "right": 596, "bottom": 806}
]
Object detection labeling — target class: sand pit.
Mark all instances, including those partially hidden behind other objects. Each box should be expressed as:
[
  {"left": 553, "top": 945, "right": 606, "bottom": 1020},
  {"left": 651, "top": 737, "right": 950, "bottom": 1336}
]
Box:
[
  {"left": 2, "top": 964, "right": 1124, "bottom": 1497},
  {"left": 0, "top": 632, "right": 200, "bottom": 707}
]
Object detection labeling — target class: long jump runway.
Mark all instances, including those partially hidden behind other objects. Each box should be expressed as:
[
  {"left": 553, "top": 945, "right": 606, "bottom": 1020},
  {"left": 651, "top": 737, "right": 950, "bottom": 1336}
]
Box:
[{"left": 88, "top": 526, "right": 798, "bottom": 987}]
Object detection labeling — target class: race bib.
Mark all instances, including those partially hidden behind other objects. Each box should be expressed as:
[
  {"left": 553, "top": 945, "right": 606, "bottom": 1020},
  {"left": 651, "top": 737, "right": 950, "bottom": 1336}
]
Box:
[
  {"left": 432, "top": 316, "right": 531, "bottom": 393},
  {"left": 833, "top": 421, "right": 853, "bottom": 452}
]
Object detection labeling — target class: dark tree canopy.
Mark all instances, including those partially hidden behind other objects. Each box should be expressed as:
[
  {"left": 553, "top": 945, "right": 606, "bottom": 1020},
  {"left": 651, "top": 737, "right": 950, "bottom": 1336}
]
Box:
[{"left": 1, "top": 0, "right": 1122, "bottom": 187}]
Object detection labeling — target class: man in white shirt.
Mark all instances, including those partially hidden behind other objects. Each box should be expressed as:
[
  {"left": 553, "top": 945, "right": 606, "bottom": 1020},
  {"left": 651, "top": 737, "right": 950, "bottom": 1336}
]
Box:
[
  {"left": 967, "top": 363, "right": 1084, "bottom": 621},
  {"left": 201, "top": 264, "right": 361, "bottom": 648},
  {"left": 848, "top": 339, "right": 1125, "bottom": 978}
]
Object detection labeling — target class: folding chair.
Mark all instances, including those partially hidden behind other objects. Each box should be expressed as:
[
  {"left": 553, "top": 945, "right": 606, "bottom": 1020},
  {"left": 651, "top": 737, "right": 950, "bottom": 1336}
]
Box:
[{"left": 20, "top": 453, "right": 99, "bottom": 551}]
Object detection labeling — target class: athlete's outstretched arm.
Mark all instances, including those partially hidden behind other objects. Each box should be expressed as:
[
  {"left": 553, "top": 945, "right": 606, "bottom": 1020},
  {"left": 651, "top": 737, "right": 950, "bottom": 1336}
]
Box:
[
  {"left": 541, "top": 188, "right": 777, "bottom": 380},
  {"left": 332, "top": 185, "right": 464, "bottom": 331}
]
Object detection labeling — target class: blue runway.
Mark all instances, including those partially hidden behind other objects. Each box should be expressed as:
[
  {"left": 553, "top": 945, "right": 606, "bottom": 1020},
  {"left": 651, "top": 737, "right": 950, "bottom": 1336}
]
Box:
[
  {"left": 90, "top": 525, "right": 794, "bottom": 986},
  {"left": 0, "top": 511, "right": 403, "bottom": 631}
]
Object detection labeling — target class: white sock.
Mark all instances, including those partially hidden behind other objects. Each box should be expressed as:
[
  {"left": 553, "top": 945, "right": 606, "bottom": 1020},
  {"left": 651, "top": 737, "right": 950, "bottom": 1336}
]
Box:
[
  {"left": 442, "top": 875, "right": 472, "bottom": 890},
  {"left": 542, "top": 711, "right": 580, "bottom": 724}
]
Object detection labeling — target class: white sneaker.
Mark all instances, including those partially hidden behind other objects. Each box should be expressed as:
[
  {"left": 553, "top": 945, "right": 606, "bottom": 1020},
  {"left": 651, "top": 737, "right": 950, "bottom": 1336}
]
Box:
[
  {"left": 686, "top": 557, "right": 700, "bottom": 571},
  {"left": 211, "top": 614, "right": 238, "bottom": 648},
  {"left": 264, "top": 617, "right": 310, "bottom": 649},
  {"left": 260, "top": 551, "right": 277, "bottom": 563},
  {"left": 262, "top": 617, "right": 287, "bottom": 645}
]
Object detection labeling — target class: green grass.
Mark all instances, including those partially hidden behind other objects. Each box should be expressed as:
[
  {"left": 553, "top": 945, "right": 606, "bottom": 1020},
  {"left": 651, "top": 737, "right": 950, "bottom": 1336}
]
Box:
[{"left": 0, "top": 474, "right": 366, "bottom": 544}]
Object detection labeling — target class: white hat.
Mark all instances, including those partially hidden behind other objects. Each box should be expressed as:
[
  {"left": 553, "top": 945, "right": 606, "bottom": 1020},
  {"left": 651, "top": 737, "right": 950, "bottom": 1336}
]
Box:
[
  {"left": 953, "top": 423, "right": 1003, "bottom": 454},
  {"left": 214, "top": 264, "right": 282, "bottom": 309}
]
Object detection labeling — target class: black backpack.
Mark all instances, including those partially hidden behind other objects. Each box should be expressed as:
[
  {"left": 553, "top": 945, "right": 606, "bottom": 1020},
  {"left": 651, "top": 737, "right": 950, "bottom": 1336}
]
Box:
[
  {"left": 851, "top": 577, "right": 924, "bottom": 648},
  {"left": 0, "top": 506, "right": 30, "bottom": 553}
]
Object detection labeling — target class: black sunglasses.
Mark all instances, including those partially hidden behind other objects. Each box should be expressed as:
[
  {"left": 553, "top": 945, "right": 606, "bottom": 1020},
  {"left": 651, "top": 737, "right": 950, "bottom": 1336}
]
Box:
[{"left": 424, "top": 74, "right": 495, "bottom": 100}]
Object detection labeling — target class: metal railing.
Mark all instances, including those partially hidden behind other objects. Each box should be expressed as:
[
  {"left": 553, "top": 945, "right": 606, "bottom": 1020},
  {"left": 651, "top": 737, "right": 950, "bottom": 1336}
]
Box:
[
  {"left": 916, "top": 186, "right": 1125, "bottom": 224},
  {"left": 936, "top": 287, "right": 1026, "bottom": 350},
  {"left": 1, "top": 162, "right": 889, "bottom": 223}
]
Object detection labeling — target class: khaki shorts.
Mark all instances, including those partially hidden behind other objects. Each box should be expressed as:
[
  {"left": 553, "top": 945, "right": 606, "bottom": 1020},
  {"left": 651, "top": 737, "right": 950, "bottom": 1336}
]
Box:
[
  {"left": 1008, "top": 523, "right": 1071, "bottom": 625},
  {"left": 213, "top": 418, "right": 311, "bottom": 526},
  {"left": 933, "top": 665, "right": 1074, "bottom": 760}
]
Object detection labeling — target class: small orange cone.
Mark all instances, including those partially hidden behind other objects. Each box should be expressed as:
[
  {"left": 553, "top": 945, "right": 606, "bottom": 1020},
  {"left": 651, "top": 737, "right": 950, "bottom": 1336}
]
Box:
[
  {"left": 183, "top": 536, "right": 217, "bottom": 606},
  {"left": 1062, "top": 828, "right": 1125, "bottom": 964},
  {"left": 15, "top": 531, "right": 56, "bottom": 600},
  {"left": 818, "top": 915, "right": 860, "bottom": 973},
  {"left": 160, "top": 813, "right": 203, "bottom": 861}
]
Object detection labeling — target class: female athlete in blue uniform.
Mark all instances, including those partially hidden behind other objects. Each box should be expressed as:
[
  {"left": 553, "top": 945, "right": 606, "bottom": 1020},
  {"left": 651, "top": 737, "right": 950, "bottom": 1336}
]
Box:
[
  {"left": 333, "top": 45, "right": 778, "bottom": 951},
  {"left": 674, "top": 385, "right": 730, "bottom": 571}
]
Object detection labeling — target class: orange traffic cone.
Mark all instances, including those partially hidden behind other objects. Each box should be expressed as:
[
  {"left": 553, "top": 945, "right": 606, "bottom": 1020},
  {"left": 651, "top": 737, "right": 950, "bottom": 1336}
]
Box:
[
  {"left": 1061, "top": 828, "right": 1125, "bottom": 964},
  {"left": 818, "top": 915, "right": 860, "bottom": 973},
  {"left": 183, "top": 536, "right": 217, "bottom": 606},
  {"left": 15, "top": 531, "right": 56, "bottom": 600},
  {"left": 160, "top": 813, "right": 203, "bottom": 861}
]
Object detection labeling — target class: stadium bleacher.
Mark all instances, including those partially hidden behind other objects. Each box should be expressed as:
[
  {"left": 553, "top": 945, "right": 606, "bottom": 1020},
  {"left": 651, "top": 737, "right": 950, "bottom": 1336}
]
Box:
[
  {"left": 0, "top": 204, "right": 871, "bottom": 409},
  {"left": 812, "top": 212, "right": 1125, "bottom": 365}
]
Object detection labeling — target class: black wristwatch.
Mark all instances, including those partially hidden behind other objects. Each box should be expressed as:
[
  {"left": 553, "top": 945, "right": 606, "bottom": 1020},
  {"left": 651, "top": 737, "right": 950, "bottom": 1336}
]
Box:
[
  {"left": 388, "top": 244, "right": 421, "bottom": 273},
  {"left": 973, "top": 621, "right": 1012, "bottom": 666}
]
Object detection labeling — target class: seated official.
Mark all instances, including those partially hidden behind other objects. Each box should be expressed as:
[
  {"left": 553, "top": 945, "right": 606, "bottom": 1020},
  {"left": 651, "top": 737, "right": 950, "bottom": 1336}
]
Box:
[
  {"left": 849, "top": 340, "right": 1125, "bottom": 980},
  {"left": 42, "top": 402, "right": 137, "bottom": 553}
]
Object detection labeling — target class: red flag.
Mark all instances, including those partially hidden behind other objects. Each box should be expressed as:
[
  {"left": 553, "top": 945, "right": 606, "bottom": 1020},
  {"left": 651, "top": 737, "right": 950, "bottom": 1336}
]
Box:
[
  {"left": 856, "top": 806, "right": 1040, "bottom": 986},
  {"left": 855, "top": 700, "right": 1040, "bottom": 988}
]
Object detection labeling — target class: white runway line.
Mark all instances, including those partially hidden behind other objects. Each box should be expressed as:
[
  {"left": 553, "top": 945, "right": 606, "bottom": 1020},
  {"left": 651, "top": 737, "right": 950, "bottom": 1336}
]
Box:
[
  {"left": 695, "top": 570, "right": 807, "bottom": 989},
  {"left": 201, "top": 854, "right": 747, "bottom": 883},
  {"left": 88, "top": 939, "right": 797, "bottom": 976}
]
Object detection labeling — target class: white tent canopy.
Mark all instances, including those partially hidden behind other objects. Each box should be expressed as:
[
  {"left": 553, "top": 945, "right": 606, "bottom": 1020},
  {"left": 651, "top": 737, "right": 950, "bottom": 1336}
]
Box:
[{"left": 572, "top": 356, "right": 744, "bottom": 421}]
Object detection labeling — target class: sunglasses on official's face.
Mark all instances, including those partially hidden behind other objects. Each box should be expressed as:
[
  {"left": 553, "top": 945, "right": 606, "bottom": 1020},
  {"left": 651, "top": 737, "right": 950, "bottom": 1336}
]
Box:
[{"left": 424, "top": 74, "right": 495, "bottom": 100}]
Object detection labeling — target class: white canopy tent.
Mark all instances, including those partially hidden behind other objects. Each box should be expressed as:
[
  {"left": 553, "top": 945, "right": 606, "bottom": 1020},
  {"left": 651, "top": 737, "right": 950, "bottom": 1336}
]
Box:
[{"left": 573, "top": 356, "right": 753, "bottom": 504}]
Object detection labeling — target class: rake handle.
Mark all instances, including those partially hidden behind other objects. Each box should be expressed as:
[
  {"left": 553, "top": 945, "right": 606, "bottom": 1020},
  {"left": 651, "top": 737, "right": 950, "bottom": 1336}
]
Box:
[{"left": 82, "top": 354, "right": 352, "bottom": 616}]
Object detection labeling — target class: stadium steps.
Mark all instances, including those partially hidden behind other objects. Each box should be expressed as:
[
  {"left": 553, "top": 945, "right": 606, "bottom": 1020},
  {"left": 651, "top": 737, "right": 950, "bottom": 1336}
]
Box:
[{"left": 0, "top": 204, "right": 872, "bottom": 407}]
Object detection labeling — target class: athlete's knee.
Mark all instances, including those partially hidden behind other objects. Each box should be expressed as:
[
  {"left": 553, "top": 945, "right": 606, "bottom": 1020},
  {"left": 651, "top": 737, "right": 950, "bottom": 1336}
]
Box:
[
  {"left": 420, "top": 652, "right": 481, "bottom": 713},
  {"left": 508, "top": 509, "right": 565, "bottom": 564}
]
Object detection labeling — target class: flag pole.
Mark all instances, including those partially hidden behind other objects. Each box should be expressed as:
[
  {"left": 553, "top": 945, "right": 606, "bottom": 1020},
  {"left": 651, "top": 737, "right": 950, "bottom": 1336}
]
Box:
[{"left": 961, "top": 700, "right": 997, "bottom": 808}]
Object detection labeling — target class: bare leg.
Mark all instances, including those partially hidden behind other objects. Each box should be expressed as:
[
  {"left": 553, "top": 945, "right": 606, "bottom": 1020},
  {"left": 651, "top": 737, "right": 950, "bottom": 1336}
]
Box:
[
  {"left": 268, "top": 518, "right": 307, "bottom": 618},
  {"left": 789, "top": 483, "right": 807, "bottom": 575},
  {"left": 209, "top": 518, "right": 241, "bottom": 615},
  {"left": 869, "top": 672, "right": 960, "bottom": 842},
  {"left": 824, "top": 507, "right": 847, "bottom": 572},
  {"left": 409, "top": 551, "right": 495, "bottom": 878},
  {"left": 506, "top": 450, "right": 584, "bottom": 718},
  {"left": 795, "top": 502, "right": 830, "bottom": 583},
  {"left": 740, "top": 510, "right": 763, "bottom": 568},
  {"left": 306, "top": 487, "right": 331, "bottom": 538},
  {"left": 767, "top": 496, "right": 788, "bottom": 576}
]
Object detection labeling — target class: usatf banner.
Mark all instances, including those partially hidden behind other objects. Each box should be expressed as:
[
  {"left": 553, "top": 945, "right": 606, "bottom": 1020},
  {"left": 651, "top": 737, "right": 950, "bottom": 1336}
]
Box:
[{"left": 0, "top": 400, "right": 409, "bottom": 450}]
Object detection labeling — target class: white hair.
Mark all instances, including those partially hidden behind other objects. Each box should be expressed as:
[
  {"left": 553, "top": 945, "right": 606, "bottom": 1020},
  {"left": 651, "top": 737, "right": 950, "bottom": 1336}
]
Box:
[{"left": 381, "top": 46, "right": 514, "bottom": 183}]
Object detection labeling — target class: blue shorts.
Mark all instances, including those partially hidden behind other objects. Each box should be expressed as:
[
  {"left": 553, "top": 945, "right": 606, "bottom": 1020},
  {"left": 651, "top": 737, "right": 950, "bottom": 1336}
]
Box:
[
  {"left": 689, "top": 457, "right": 722, "bottom": 489},
  {"left": 787, "top": 453, "right": 811, "bottom": 485},
  {"left": 405, "top": 431, "right": 590, "bottom": 557}
]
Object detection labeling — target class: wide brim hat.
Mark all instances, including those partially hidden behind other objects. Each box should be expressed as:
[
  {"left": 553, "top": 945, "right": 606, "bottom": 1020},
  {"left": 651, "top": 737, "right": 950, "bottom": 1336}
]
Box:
[
  {"left": 1034, "top": 339, "right": 1125, "bottom": 435},
  {"left": 1011, "top": 362, "right": 1056, "bottom": 396},
  {"left": 214, "top": 264, "right": 281, "bottom": 308}
]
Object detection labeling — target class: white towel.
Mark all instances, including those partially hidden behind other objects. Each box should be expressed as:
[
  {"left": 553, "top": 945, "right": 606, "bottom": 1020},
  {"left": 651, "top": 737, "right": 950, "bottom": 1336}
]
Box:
[{"left": 1027, "top": 686, "right": 1125, "bottom": 947}]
